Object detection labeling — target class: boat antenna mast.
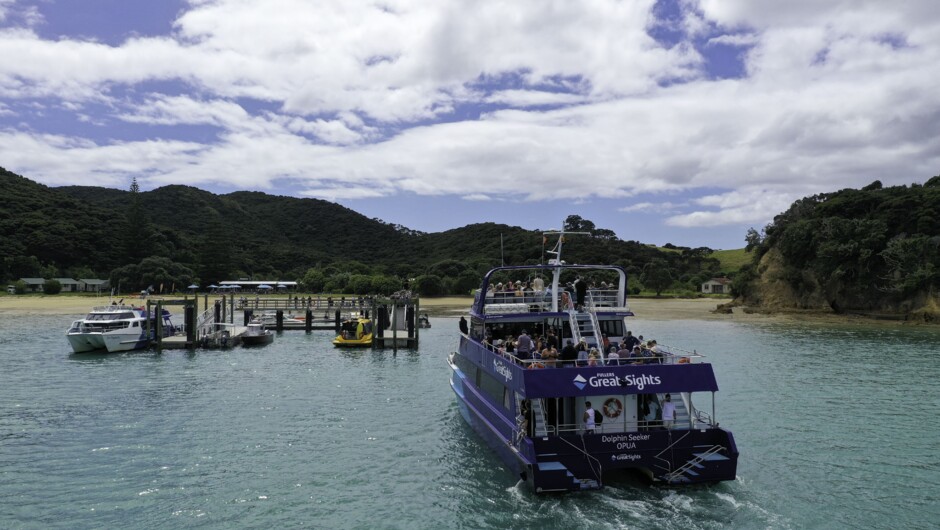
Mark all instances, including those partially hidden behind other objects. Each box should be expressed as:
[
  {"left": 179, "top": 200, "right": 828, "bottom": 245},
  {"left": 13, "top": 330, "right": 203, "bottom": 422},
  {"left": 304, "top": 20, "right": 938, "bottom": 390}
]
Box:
[{"left": 542, "top": 228, "right": 590, "bottom": 311}]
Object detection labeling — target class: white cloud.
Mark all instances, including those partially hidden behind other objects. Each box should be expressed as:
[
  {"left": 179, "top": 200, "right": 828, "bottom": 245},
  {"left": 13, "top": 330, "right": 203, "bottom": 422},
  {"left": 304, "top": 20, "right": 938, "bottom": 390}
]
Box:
[
  {"left": 0, "top": 0, "right": 938, "bottom": 237},
  {"left": 485, "top": 90, "right": 587, "bottom": 107},
  {"left": 620, "top": 201, "right": 683, "bottom": 213}
]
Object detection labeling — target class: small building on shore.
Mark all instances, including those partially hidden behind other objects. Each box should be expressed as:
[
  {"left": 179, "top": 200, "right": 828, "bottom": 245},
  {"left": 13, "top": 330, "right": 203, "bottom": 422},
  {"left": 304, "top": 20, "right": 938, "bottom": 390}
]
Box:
[
  {"left": 19, "top": 278, "right": 45, "bottom": 292},
  {"left": 701, "top": 277, "right": 732, "bottom": 294},
  {"left": 80, "top": 279, "right": 109, "bottom": 293},
  {"left": 54, "top": 278, "right": 84, "bottom": 292}
]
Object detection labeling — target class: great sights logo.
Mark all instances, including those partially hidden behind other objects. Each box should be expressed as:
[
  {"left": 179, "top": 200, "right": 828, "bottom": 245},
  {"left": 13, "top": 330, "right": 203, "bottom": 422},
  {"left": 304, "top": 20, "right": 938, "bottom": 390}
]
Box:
[
  {"left": 572, "top": 372, "right": 662, "bottom": 391},
  {"left": 572, "top": 374, "right": 588, "bottom": 390}
]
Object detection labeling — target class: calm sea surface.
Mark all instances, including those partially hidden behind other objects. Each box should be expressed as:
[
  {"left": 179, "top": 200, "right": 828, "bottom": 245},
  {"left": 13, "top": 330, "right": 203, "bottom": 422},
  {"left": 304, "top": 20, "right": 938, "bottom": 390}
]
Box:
[{"left": 1, "top": 310, "right": 938, "bottom": 529}]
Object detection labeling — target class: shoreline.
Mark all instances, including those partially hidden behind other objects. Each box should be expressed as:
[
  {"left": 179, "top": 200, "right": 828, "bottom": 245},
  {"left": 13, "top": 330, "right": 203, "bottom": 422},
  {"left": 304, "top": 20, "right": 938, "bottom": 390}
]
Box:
[
  {"left": 0, "top": 294, "right": 727, "bottom": 319},
  {"left": 3, "top": 294, "right": 933, "bottom": 326}
]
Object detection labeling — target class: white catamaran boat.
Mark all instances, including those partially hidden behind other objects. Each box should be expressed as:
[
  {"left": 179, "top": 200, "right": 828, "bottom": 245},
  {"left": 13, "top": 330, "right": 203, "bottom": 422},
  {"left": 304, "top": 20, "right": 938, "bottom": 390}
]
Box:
[
  {"left": 66, "top": 305, "right": 175, "bottom": 353},
  {"left": 448, "top": 230, "right": 738, "bottom": 492}
]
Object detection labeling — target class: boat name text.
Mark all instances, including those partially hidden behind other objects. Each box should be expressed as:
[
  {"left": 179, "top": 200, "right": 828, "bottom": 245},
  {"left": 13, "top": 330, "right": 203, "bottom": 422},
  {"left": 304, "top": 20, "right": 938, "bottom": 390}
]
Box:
[
  {"left": 588, "top": 372, "right": 662, "bottom": 391},
  {"left": 611, "top": 454, "right": 641, "bottom": 462},
  {"left": 493, "top": 359, "right": 513, "bottom": 382}
]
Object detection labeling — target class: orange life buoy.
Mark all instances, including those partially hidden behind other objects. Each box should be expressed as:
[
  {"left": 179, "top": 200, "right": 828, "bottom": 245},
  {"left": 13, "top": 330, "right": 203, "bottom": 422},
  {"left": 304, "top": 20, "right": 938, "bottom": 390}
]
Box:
[
  {"left": 603, "top": 397, "right": 623, "bottom": 419},
  {"left": 529, "top": 362, "right": 546, "bottom": 370}
]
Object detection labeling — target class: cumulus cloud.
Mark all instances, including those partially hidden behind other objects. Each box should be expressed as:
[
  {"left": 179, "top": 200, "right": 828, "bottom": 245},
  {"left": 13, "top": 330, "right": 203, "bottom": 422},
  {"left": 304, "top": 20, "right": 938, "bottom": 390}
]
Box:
[{"left": 0, "top": 0, "right": 938, "bottom": 243}]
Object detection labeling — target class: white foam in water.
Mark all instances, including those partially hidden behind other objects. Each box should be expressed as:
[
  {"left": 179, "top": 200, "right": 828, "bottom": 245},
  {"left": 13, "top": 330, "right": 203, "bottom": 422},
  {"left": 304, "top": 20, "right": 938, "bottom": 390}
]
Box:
[{"left": 715, "top": 492, "right": 742, "bottom": 509}]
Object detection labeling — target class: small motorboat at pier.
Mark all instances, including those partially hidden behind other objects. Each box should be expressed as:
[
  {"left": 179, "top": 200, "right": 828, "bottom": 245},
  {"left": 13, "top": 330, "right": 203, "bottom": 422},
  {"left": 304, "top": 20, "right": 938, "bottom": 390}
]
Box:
[
  {"left": 67, "top": 304, "right": 175, "bottom": 353},
  {"left": 241, "top": 319, "right": 274, "bottom": 346},
  {"left": 332, "top": 317, "right": 373, "bottom": 347}
]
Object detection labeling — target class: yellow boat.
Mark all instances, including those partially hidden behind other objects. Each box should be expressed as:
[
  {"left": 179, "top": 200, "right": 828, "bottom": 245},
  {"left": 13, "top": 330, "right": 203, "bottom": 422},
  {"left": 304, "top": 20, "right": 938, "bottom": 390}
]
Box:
[{"left": 332, "top": 317, "right": 373, "bottom": 347}]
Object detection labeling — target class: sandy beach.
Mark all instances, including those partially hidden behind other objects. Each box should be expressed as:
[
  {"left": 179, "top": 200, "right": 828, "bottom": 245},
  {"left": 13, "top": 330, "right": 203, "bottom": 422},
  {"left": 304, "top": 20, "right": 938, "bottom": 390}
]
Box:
[{"left": 0, "top": 293, "right": 731, "bottom": 320}]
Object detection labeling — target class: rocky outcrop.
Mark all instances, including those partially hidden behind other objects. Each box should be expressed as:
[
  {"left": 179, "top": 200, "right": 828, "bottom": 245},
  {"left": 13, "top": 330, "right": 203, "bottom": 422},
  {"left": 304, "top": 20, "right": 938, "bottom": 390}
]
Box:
[{"left": 740, "top": 248, "right": 939, "bottom": 322}]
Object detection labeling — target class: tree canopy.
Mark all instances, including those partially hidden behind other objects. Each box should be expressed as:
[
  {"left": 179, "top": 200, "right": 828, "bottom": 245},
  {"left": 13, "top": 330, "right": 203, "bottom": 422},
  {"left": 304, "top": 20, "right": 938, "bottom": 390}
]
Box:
[
  {"left": 741, "top": 177, "right": 940, "bottom": 311},
  {"left": 2, "top": 167, "right": 734, "bottom": 295}
]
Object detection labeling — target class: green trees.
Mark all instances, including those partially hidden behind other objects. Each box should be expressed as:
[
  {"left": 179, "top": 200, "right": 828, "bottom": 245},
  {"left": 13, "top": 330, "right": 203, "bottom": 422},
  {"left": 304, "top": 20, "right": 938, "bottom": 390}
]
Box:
[
  {"left": 42, "top": 279, "right": 62, "bottom": 295},
  {"left": 1, "top": 167, "right": 736, "bottom": 295},
  {"left": 641, "top": 259, "right": 674, "bottom": 296},
  {"left": 110, "top": 257, "right": 196, "bottom": 293},
  {"left": 741, "top": 177, "right": 940, "bottom": 310}
]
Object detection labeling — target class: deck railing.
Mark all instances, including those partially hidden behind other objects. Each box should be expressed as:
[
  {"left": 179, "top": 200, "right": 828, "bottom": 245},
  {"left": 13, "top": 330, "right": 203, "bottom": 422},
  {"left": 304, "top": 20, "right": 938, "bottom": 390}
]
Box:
[
  {"left": 481, "top": 339, "right": 703, "bottom": 367},
  {"left": 481, "top": 288, "right": 629, "bottom": 314}
]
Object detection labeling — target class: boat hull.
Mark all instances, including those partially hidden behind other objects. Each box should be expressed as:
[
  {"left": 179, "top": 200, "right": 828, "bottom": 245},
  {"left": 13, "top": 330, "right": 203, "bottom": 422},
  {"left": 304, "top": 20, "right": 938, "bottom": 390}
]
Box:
[
  {"left": 332, "top": 333, "right": 373, "bottom": 347},
  {"left": 102, "top": 329, "right": 150, "bottom": 353},
  {"left": 67, "top": 332, "right": 105, "bottom": 353},
  {"left": 242, "top": 332, "right": 274, "bottom": 346},
  {"left": 449, "top": 345, "right": 739, "bottom": 492}
]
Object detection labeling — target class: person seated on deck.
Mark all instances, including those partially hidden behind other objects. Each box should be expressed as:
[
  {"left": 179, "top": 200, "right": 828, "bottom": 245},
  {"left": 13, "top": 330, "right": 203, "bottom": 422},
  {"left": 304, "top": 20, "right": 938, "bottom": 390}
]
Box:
[
  {"left": 587, "top": 349, "right": 600, "bottom": 366},
  {"left": 638, "top": 342, "right": 657, "bottom": 364},
  {"left": 606, "top": 347, "right": 620, "bottom": 366},
  {"left": 577, "top": 347, "right": 589, "bottom": 367},
  {"left": 617, "top": 343, "right": 632, "bottom": 362},
  {"left": 528, "top": 359, "right": 546, "bottom": 369},
  {"left": 628, "top": 345, "right": 643, "bottom": 363},
  {"left": 540, "top": 345, "right": 559, "bottom": 368}
]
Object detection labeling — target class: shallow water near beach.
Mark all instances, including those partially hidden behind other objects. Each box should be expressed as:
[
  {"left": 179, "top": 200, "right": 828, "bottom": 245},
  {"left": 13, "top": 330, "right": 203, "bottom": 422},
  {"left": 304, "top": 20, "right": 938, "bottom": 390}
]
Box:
[{"left": 1, "top": 312, "right": 938, "bottom": 529}]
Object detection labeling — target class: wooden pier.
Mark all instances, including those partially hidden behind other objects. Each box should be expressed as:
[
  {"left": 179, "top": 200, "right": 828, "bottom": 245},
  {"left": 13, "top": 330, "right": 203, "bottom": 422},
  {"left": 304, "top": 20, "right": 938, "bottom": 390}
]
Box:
[
  {"left": 235, "top": 295, "right": 422, "bottom": 349},
  {"left": 142, "top": 294, "right": 421, "bottom": 349}
]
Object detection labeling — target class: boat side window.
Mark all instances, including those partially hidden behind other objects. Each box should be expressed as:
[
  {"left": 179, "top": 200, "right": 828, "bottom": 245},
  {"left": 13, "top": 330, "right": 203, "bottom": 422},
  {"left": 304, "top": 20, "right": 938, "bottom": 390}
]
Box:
[
  {"left": 478, "top": 371, "right": 507, "bottom": 410},
  {"left": 470, "top": 319, "right": 484, "bottom": 341},
  {"left": 597, "top": 319, "right": 623, "bottom": 338}
]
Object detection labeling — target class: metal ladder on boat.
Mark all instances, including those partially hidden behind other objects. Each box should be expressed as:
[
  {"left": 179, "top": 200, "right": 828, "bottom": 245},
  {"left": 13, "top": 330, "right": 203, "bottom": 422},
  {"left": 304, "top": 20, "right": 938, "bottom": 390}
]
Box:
[
  {"left": 529, "top": 398, "right": 549, "bottom": 436},
  {"left": 660, "top": 445, "right": 727, "bottom": 484},
  {"left": 515, "top": 398, "right": 550, "bottom": 447},
  {"left": 568, "top": 309, "right": 602, "bottom": 352}
]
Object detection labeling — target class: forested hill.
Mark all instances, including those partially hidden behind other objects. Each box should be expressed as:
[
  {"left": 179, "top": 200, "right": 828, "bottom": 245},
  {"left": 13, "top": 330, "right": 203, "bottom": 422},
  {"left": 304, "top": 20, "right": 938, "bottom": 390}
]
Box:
[
  {"left": 1, "top": 167, "right": 732, "bottom": 295},
  {"left": 735, "top": 177, "right": 940, "bottom": 319}
]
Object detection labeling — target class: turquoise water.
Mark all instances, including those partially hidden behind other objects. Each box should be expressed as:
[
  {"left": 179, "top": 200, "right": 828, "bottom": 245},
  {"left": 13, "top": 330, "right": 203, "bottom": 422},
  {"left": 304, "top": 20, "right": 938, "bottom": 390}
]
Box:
[{"left": 1, "top": 312, "right": 938, "bottom": 529}]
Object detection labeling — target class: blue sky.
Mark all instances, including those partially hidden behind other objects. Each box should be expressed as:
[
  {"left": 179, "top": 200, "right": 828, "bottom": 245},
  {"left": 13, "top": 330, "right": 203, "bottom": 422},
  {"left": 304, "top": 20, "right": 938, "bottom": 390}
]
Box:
[{"left": 1, "top": 1, "right": 938, "bottom": 250}]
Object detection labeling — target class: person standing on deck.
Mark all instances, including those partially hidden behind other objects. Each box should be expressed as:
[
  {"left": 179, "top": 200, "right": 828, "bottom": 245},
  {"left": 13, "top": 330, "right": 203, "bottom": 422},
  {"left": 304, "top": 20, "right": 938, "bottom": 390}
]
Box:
[
  {"left": 560, "top": 339, "right": 577, "bottom": 367},
  {"left": 515, "top": 330, "right": 533, "bottom": 360},
  {"left": 662, "top": 394, "right": 676, "bottom": 429},
  {"left": 531, "top": 275, "right": 544, "bottom": 294},
  {"left": 574, "top": 276, "right": 587, "bottom": 310},
  {"left": 583, "top": 401, "right": 596, "bottom": 434}
]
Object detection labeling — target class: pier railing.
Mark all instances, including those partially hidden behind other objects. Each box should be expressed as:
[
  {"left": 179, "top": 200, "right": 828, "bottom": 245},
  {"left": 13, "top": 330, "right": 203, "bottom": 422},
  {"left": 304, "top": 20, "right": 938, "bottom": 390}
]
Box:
[{"left": 235, "top": 297, "right": 372, "bottom": 311}]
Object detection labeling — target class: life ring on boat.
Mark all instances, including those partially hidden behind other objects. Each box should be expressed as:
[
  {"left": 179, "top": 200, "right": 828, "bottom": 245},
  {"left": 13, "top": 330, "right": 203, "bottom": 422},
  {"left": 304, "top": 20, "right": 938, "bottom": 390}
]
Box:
[
  {"left": 528, "top": 362, "right": 546, "bottom": 370},
  {"left": 603, "top": 397, "right": 623, "bottom": 419},
  {"left": 678, "top": 357, "right": 690, "bottom": 364}
]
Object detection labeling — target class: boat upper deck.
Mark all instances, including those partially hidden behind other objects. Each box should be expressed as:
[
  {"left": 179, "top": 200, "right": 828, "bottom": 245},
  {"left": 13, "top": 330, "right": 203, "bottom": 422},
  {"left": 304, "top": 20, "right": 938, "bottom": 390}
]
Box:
[{"left": 476, "top": 287, "right": 631, "bottom": 317}]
